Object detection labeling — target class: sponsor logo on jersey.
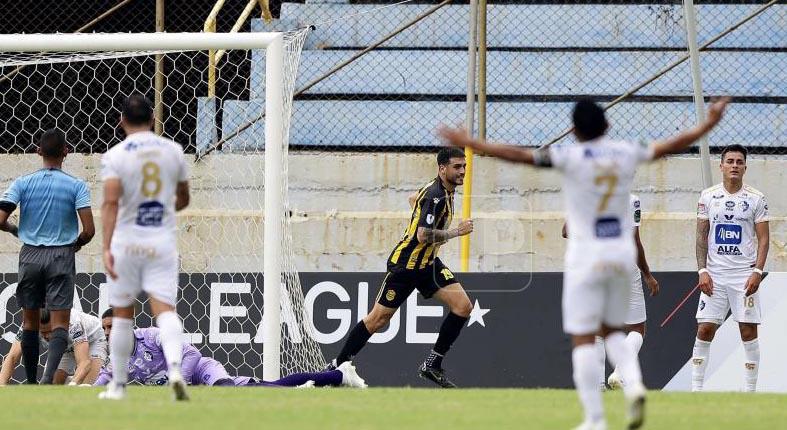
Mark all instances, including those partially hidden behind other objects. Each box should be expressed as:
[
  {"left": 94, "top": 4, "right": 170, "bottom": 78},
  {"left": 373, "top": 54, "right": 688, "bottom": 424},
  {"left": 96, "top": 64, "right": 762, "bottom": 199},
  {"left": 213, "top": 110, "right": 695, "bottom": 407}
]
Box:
[
  {"left": 633, "top": 200, "right": 640, "bottom": 209},
  {"left": 739, "top": 201, "right": 749, "bottom": 212},
  {"left": 425, "top": 214, "right": 434, "bottom": 225},
  {"left": 717, "top": 245, "right": 742, "bottom": 256},
  {"left": 699, "top": 300, "right": 706, "bottom": 311},
  {"left": 715, "top": 224, "right": 742, "bottom": 244},
  {"left": 634, "top": 209, "right": 641, "bottom": 223},
  {"left": 725, "top": 201, "right": 735, "bottom": 211},
  {"left": 724, "top": 214, "right": 734, "bottom": 221},
  {"left": 143, "top": 351, "right": 152, "bottom": 361},
  {"left": 711, "top": 193, "right": 724, "bottom": 199}
]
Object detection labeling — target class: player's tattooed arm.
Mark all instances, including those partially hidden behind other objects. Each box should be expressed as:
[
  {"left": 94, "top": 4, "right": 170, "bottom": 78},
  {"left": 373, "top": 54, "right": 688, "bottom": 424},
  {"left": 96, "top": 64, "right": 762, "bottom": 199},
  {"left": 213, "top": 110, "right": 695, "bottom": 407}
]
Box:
[
  {"left": 417, "top": 220, "right": 473, "bottom": 244},
  {"left": 696, "top": 218, "right": 714, "bottom": 295},
  {"left": 695, "top": 219, "right": 710, "bottom": 270}
]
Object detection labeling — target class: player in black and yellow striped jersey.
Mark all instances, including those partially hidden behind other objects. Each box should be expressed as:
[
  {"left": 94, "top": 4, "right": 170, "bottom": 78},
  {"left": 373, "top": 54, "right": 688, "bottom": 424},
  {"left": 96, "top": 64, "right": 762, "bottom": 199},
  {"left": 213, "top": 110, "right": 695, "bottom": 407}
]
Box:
[{"left": 327, "top": 148, "right": 474, "bottom": 388}]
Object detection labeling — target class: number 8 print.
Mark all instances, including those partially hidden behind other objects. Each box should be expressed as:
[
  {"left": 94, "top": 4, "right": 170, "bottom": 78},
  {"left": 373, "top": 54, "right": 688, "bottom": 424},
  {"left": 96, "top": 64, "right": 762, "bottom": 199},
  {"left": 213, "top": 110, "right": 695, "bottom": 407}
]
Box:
[{"left": 141, "top": 161, "right": 162, "bottom": 198}]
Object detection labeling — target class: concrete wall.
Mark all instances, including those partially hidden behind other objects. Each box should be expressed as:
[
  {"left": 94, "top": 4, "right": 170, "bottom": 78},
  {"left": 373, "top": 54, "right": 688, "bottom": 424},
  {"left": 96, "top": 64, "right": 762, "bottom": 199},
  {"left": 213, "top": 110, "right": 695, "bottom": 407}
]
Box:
[{"left": 1, "top": 152, "right": 785, "bottom": 273}]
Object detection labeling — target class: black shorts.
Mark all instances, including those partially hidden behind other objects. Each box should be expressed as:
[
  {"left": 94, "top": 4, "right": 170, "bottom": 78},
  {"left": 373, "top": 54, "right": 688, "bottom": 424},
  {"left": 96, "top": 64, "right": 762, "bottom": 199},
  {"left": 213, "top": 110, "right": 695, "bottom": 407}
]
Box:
[
  {"left": 375, "top": 258, "right": 459, "bottom": 308},
  {"left": 16, "top": 244, "right": 76, "bottom": 310}
]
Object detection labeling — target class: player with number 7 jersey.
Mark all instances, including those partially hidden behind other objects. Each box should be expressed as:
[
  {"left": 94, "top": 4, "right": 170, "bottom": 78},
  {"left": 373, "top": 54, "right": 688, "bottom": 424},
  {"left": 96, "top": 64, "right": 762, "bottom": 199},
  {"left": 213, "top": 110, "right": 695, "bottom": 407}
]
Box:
[
  {"left": 440, "top": 98, "right": 729, "bottom": 430},
  {"left": 98, "top": 94, "right": 191, "bottom": 401}
]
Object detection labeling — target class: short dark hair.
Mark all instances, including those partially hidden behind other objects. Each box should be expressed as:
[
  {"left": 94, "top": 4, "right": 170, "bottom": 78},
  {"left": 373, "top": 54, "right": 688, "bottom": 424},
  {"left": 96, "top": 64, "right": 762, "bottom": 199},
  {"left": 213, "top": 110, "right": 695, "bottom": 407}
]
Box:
[
  {"left": 40, "top": 309, "right": 51, "bottom": 324},
  {"left": 572, "top": 99, "right": 608, "bottom": 141},
  {"left": 437, "top": 147, "right": 465, "bottom": 166},
  {"left": 101, "top": 308, "right": 114, "bottom": 319},
  {"left": 39, "top": 128, "right": 66, "bottom": 158},
  {"left": 122, "top": 94, "right": 153, "bottom": 125},
  {"left": 721, "top": 144, "right": 747, "bottom": 162}
]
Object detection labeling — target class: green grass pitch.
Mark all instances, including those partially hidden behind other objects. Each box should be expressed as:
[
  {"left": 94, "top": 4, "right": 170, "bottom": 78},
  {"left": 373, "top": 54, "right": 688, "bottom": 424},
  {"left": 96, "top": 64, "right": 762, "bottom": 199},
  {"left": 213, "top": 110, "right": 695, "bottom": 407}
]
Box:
[{"left": 1, "top": 386, "right": 785, "bottom": 429}]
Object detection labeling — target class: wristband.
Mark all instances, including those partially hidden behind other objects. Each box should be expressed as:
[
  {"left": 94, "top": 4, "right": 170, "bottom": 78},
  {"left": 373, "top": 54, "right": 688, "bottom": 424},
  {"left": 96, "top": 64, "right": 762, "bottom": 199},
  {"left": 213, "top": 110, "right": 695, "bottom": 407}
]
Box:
[
  {"left": 698, "top": 268, "right": 709, "bottom": 275},
  {"left": 753, "top": 268, "right": 763, "bottom": 275}
]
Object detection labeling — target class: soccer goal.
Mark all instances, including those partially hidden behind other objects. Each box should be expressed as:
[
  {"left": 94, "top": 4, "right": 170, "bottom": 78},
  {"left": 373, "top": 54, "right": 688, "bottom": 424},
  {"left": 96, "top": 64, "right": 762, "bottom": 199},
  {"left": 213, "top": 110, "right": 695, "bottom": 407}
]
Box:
[{"left": 0, "top": 30, "right": 321, "bottom": 381}]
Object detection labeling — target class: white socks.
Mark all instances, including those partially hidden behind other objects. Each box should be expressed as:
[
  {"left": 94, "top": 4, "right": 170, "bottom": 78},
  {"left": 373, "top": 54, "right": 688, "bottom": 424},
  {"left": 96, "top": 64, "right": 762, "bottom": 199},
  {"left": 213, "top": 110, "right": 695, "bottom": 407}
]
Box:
[
  {"left": 691, "top": 338, "right": 711, "bottom": 392},
  {"left": 109, "top": 317, "right": 134, "bottom": 385},
  {"left": 573, "top": 344, "right": 605, "bottom": 425},
  {"left": 156, "top": 311, "right": 184, "bottom": 377},
  {"left": 604, "top": 332, "right": 643, "bottom": 398},
  {"left": 743, "top": 339, "right": 760, "bottom": 392},
  {"left": 625, "top": 331, "right": 644, "bottom": 357},
  {"left": 595, "top": 336, "right": 606, "bottom": 387},
  {"left": 611, "top": 331, "right": 644, "bottom": 378}
]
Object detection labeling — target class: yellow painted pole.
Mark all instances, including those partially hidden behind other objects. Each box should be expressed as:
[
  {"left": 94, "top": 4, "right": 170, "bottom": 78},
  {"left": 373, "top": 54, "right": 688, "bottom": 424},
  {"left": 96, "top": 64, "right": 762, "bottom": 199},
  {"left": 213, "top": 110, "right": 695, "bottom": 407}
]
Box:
[
  {"left": 461, "top": 0, "right": 486, "bottom": 272},
  {"left": 460, "top": 0, "right": 478, "bottom": 272}
]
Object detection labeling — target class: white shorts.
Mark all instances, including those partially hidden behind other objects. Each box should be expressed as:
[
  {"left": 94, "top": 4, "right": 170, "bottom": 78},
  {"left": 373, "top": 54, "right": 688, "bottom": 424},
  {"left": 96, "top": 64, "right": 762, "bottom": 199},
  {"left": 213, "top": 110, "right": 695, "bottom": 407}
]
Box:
[
  {"left": 58, "top": 338, "right": 108, "bottom": 374},
  {"left": 696, "top": 268, "right": 761, "bottom": 325},
  {"left": 625, "top": 271, "right": 646, "bottom": 325},
  {"left": 108, "top": 235, "right": 179, "bottom": 307},
  {"left": 562, "top": 246, "right": 638, "bottom": 335}
]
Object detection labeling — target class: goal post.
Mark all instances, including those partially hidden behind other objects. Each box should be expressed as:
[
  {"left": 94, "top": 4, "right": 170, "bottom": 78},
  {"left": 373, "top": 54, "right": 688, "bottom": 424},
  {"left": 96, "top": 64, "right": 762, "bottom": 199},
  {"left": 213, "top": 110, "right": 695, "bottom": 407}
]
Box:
[{"left": 0, "top": 31, "right": 319, "bottom": 381}]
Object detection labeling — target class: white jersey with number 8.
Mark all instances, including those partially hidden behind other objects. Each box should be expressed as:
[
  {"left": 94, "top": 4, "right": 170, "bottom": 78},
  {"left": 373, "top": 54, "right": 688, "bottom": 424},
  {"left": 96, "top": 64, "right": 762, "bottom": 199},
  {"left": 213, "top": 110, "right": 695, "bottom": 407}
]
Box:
[{"left": 100, "top": 131, "right": 189, "bottom": 241}]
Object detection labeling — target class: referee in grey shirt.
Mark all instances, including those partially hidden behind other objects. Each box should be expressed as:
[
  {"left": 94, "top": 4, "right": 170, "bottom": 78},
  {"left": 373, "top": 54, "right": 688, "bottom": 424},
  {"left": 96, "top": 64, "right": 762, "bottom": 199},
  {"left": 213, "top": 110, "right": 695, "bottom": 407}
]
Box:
[{"left": 0, "top": 129, "right": 95, "bottom": 384}]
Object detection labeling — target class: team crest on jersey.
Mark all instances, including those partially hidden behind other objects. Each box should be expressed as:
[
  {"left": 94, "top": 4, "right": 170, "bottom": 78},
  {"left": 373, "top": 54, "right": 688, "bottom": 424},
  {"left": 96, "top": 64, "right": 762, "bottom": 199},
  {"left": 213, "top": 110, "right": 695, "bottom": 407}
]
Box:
[
  {"left": 426, "top": 214, "right": 435, "bottom": 225},
  {"left": 143, "top": 351, "right": 152, "bottom": 361},
  {"left": 697, "top": 203, "right": 706, "bottom": 213},
  {"left": 699, "top": 300, "right": 706, "bottom": 310},
  {"left": 385, "top": 290, "right": 396, "bottom": 302},
  {"left": 739, "top": 201, "right": 749, "bottom": 212}
]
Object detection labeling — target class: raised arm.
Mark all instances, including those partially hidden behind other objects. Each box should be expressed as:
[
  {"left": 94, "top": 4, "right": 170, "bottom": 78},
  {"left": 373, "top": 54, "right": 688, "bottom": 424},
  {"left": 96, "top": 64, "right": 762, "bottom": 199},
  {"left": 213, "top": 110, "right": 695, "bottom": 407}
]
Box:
[
  {"left": 438, "top": 127, "right": 541, "bottom": 165},
  {"left": 651, "top": 98, "right": 730, "bottom": 160}
]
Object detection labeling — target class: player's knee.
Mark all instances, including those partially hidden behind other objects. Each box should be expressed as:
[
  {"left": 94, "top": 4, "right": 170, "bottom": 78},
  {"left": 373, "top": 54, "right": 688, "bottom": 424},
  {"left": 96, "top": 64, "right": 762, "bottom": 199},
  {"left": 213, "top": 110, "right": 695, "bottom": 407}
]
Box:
[
  {"left": 364, "top": 312, "right": 392, "bottom": 333},
  {"left": 739, "top": 324, "right": 757, "bottom": 342},
  {"left": 452, "top": 297, "right": 472, "bottom": 318},
  {"left": 697, "top": 324, "right": 716, "bottom": 341}
]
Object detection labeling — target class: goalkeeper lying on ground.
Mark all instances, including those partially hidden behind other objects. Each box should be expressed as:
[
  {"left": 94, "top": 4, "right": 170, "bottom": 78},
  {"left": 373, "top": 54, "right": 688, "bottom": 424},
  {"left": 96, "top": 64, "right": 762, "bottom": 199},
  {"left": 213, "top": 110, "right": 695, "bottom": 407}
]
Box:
[{"left": 97, "top": 309, "right": 366, "bottom": 389}]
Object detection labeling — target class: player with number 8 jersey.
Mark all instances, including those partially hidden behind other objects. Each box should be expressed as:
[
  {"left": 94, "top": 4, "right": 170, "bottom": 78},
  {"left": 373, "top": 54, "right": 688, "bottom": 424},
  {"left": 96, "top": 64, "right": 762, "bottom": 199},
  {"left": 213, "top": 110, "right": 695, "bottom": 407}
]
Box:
[{"left": 99, "top": 94, "right": 191, "bottom": 401}]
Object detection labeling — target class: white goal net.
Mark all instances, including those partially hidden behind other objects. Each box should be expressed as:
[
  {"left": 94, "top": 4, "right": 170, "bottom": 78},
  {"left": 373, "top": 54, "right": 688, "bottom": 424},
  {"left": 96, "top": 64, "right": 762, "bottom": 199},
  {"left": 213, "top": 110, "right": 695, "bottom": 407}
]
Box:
[{"left": 0, "top": 30, "right": 324, "bottom": 382}]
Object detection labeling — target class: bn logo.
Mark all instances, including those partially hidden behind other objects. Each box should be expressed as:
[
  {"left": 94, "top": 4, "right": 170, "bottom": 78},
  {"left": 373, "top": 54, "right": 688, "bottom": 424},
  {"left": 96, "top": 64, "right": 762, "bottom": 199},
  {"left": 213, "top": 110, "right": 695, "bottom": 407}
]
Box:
[{"left": 715, "top": 224, "right": 742, "bottom": 245}]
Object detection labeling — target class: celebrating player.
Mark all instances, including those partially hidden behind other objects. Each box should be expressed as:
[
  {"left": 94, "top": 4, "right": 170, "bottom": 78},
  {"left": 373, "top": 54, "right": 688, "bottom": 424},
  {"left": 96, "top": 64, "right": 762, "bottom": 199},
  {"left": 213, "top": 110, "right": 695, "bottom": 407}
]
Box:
[
  {"left": 97, "top": 309, "right": 366, "bottom": 388},
  {"left": 99, "top": 94, "right": 191, "bottom": 400},
  {"left": 692, "top": 144, "right": 769, "bottom": 392},
  {"left": 440, "top": 97, "right": 729, "bottom": 430},
  {"left": 0, "top": 309, "right": 106, "bottom": 385},
  {"left": 327, "top": 148, "right": 474, "bottom": 388},
  {"left": 562, "top": 194, "right": 660, "bottom": 391}
]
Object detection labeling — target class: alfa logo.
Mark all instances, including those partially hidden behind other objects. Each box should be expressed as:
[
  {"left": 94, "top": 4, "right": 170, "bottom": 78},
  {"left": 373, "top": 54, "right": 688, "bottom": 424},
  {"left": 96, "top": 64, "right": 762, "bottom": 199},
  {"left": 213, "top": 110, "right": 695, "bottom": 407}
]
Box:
[{"left": 385, "top": 290, "right": 396, "bottom": 302}]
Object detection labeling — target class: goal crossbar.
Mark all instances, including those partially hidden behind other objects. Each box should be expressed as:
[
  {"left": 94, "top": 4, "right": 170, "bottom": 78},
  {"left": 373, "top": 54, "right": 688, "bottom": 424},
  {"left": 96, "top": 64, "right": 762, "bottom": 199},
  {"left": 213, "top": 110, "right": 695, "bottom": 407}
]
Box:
[{"left": 0, "top": 32, "right": 283, "bottom": 52}]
